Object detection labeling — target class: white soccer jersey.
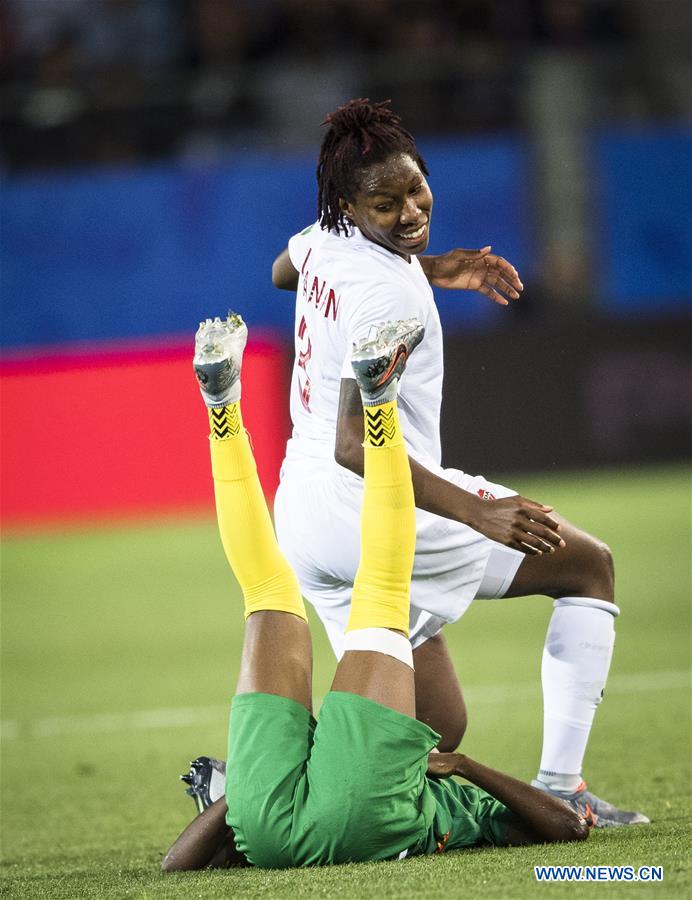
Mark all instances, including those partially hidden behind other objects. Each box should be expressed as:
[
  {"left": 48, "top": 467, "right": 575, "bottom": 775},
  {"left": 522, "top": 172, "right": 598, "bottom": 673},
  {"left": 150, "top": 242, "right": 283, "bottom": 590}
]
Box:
[
  {"left": 276, "top": 221, "right": 522, "bottom": 655},
  {"left": 283, "top": 222, "right": 444, "bottom": 475}
]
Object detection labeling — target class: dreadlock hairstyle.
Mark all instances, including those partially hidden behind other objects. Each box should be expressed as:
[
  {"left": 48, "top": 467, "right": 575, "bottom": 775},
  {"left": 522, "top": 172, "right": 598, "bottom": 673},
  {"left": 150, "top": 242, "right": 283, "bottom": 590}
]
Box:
[{"left": 317, "top": 99, "right": 429, "bottom": 236}]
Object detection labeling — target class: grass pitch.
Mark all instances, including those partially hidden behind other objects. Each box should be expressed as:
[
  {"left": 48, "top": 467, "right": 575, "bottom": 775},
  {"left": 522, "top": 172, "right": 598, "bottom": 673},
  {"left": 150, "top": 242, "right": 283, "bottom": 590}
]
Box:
[{"left": 1, "top": 465, "right": 690, "bottom": 898}]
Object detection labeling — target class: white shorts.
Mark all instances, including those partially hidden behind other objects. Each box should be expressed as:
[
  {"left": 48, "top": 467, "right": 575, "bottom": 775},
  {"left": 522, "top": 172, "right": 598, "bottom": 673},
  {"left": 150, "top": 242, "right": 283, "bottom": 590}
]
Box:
[{"left": 274, "top": 462, "right": 523, "bottom": 655}]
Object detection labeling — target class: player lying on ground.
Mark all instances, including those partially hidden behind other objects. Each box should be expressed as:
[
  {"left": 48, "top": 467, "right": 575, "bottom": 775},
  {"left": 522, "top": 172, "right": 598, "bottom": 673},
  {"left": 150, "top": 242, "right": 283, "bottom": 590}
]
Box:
[
  {"left": 270, "top": 98, "right": 648, "bottom": 826},
  {"left": 162, "top": 314, "right": 588, "bottom": 871}
]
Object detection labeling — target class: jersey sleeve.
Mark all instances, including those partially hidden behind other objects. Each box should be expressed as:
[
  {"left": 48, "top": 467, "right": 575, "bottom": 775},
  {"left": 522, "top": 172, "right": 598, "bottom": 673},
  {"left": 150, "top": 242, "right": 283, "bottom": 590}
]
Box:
[
  {"left": 339, "top": 279, "right": 427, "bottom": 381},
  {"left": 424, "top": 778, "right": 514, "bottom": 851},
  {"left": 288, "top": 222, "right": 321, "bottom": 270}
]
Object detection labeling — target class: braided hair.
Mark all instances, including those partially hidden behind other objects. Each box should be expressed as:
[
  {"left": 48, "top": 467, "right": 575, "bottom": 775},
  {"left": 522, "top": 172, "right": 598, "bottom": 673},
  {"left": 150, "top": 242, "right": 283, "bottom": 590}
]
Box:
[{"left": 317, "top": 99, "right": 428, "bottom": 236}]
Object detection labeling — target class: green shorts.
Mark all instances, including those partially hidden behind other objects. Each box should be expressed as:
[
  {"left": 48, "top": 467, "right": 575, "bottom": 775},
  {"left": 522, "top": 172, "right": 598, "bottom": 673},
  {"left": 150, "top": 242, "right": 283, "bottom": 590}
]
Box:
[
  {"left": 226, "top": 691, "right": 511, "bottom": 868},
  {"left": 225, "top": 691, "right": 439, "bottom": 868}
]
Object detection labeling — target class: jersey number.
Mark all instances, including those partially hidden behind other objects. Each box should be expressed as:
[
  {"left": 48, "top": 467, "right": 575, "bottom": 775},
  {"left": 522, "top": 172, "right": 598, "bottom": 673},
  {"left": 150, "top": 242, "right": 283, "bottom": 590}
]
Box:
[{"left": 297, "top": 316, "right": 312, "bottom": 412}]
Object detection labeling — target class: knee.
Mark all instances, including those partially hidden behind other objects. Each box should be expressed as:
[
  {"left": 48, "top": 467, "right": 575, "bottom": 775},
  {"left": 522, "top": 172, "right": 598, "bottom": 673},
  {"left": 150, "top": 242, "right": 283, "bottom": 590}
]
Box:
[
  {"left": 414, "top": 705, "right": 466, "bottom": 752},
  {"left": 591, "top": 537, "right": 615, "bottom": 598},
  {"left": 436, "top": 706, "right": 467, "bottom": 752},
  {"left": 568, "top": 533, "right": 614, "bottom": 602}
]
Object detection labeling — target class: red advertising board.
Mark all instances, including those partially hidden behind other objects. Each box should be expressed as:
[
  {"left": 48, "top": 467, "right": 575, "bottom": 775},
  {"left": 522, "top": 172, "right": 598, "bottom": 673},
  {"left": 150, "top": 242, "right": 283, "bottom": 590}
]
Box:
[{"left": 1, "top": 338, "right": 290, "bottom": 527}]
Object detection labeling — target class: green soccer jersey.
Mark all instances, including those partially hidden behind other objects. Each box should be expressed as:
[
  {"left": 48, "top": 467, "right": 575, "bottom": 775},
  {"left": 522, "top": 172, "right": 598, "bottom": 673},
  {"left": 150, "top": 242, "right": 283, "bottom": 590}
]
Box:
[{"left": 411, "top": 777, "right": 514, "bottom": 856}]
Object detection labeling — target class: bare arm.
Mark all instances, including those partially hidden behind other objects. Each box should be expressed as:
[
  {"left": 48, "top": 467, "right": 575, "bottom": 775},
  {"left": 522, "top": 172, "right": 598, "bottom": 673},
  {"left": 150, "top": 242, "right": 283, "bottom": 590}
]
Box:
[
  {"left": 335, "top": 379, "right": 565, "bottom": 555},
  {"left": 162, "top": 798, "right": 248, "bottom": 872},
  {"left": 272, "top": 248, "right": 299, "bottom": 291},
  {"left": 427, "top": 753, "right": 589, "bottom": 845},
  {"left": 273, "top": 244, "right": 523, "bottom": 302}
]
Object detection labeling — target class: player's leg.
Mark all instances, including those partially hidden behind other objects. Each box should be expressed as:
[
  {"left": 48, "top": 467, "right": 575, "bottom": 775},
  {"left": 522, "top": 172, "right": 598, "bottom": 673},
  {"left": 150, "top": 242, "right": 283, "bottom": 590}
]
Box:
[
  {"left": 298, "top": 320, "right": 444, "bottom": 864},
  {"left": 195, "top": 315, "right": 317, "bottom": 866},
  {"left": 493, "top": 510, "right": 647, "bottom": 826},
  {"left": 506, "top": 516, "right": 616, "bottom": 794},
  {"left": 329, "top": 320, "right": 427, "bottom": 713},
  {"left": 164, "top": 316, "right": 315, "bottom": 871},
  {"left": 193, "top": 314, "right": 312, "bottom": 708},
  {"left": 504, "top": 520, "right": 616, "bottom": 789},
  {"left": 412, "top": 633, "right": 467, "bottom": 747},
  {"left": 274, "top": 371, "right": 470, "bottom": 748},
  {"left": 506, "top": 515, "right": 614, "bottom": 601}
]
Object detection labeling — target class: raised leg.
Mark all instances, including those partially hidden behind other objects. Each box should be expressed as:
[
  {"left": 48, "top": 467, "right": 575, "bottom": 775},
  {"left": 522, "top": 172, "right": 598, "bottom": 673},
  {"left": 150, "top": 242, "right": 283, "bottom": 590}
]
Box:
[
  {"left": 235, "top": 611, "right": 312, "bottom": 707},
  {"left": 330, "top": 319, "right": 424, "bottom": 715},
  {"left": 194, "top": 314, "right": 312, "bottom": 710},
  {"left": 301, "top": 320, "right": 445, "bottom": 864},
  {"left": 163, "top": 314, "right": 316, "bottom": 872}
]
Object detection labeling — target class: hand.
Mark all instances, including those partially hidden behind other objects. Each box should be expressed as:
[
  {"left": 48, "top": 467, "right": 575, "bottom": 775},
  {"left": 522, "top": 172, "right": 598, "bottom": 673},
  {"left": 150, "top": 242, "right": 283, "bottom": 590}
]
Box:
[
  {"left": 470, "top": 495, "right": 566, "bottom": 555},
  {"left": 423, "top": 246, "right": 523, "bottom": 305},
  {"left": 427, "top": 752, "right": 465, "bottom": 778}
]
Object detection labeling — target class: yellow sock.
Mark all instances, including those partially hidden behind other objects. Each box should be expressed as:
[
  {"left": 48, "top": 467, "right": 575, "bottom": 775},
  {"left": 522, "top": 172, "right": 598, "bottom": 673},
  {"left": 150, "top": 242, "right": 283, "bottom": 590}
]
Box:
[
  {"left": 346, "top": 400, "right": 415, "bottom": 635},
  {"left": 209, "top": 403, "right": 306, "bottom": 621}
]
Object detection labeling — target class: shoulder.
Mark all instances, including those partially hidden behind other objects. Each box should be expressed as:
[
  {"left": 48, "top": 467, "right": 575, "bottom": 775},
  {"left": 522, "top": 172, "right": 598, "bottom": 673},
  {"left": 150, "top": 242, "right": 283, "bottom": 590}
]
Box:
[{"left": 288, "top": 222, "right": 328, "bottom": 268}]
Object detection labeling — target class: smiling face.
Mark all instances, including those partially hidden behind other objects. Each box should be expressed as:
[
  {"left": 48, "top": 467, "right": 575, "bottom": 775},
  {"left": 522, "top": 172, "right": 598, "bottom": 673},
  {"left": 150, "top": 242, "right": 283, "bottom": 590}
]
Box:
[{"left": 339, "top": 153, "right": 433, "bottom": 259}]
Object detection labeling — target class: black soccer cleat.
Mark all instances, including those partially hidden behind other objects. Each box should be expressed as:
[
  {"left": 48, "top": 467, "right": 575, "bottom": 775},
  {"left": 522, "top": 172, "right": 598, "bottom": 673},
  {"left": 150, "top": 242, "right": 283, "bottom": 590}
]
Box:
[{"left": 180, "top": 756, "right": 227, "bottom": 815}]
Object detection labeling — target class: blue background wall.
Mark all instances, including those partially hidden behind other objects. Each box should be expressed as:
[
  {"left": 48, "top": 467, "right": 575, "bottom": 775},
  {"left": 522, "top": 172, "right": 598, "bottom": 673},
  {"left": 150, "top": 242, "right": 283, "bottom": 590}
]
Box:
[
  {"left": 2, "top": 129, "right": 690, "bottom": 350},
  {"left": 595, "top": 127, "right": 692, "bottom": 309}
]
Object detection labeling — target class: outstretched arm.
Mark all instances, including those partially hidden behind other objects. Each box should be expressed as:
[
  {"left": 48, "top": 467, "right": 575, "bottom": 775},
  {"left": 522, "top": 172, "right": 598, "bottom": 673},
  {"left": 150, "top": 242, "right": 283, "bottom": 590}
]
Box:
[
  {"left": 162, "top": 798, "right": 248, "bottom": 871},
  {"left": 272, "top": 246, "right": 523, "bottom": 303},
  {"left": 335, "top": 379, "right": 565, "bottom": 555},
  {"left": 419, "top": 247, "right": 523, "bottom": 305},
  {"left": 427, "top": 753, "right": 589, "bottom": 845}
]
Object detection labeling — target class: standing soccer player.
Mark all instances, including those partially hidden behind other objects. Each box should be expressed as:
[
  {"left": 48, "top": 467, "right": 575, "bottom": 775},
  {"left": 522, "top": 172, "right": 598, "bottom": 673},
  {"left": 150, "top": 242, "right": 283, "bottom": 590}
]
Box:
[{"left": 271, "top": 99, "right": 648, "bottom": 827}]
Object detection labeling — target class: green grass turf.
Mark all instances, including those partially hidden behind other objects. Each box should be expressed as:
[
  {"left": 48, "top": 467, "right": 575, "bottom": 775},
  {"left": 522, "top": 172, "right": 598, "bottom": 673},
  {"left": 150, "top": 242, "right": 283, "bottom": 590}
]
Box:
[{"left": 1, "top": 464, "right": 690, "bottom": 898}]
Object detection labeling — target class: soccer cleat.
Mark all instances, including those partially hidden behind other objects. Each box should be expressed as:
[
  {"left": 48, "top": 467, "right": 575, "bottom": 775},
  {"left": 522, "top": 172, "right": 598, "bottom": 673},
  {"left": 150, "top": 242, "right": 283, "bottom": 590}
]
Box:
[
  {"left": 531, "top": 780, "right": 650, "bottom": 828},
  {"left": 351, "top": 318, "right": 424, "bottom": 404},
  {"left": 193, "top": 313, "right": 248, "bottom": 407},
  {"left": 180, "top": 756, "right": 227, "bottom": 815}
]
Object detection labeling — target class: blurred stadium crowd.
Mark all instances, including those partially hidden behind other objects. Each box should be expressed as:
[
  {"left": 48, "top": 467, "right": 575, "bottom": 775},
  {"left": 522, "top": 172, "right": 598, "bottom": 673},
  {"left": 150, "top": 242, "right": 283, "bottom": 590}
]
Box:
[{"left": 1, "top": 0, "right": 690, "bottom": 170}]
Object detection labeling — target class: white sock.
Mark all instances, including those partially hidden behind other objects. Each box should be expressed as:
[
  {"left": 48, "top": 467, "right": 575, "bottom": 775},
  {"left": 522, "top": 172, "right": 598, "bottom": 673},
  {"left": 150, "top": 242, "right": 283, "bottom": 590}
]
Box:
[
  {"left": 537, "top": 596, "right": 619, "bottom": 789},
  {"left": 343, "top": 627, "right": 414, "bottom": 669}
]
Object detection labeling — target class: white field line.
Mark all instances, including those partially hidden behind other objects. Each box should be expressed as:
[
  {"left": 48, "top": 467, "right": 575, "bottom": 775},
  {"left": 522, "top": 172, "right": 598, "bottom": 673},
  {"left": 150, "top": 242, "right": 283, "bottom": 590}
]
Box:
[{"left": 1, "top": 669, "right": 689, "bottom": 743}]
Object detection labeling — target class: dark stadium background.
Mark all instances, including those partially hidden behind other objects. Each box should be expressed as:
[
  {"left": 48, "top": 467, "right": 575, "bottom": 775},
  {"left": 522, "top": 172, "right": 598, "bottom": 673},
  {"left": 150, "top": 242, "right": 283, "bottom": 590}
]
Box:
[{"left": 1, "top": 0, "right": 690, "bottom": 525}]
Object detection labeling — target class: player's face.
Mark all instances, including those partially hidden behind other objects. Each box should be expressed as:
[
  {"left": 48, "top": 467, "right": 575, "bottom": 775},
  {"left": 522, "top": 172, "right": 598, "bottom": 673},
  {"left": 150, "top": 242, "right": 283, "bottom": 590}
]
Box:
[{"left": 340, "top": 153, "right": 433, "bottom": 258}]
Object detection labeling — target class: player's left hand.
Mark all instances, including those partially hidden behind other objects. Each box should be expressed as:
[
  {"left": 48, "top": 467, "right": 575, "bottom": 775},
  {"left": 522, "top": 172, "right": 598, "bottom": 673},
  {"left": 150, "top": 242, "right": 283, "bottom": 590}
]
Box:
[{"left": 424, "top": 247, "right": 523, "bottom": 305}]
